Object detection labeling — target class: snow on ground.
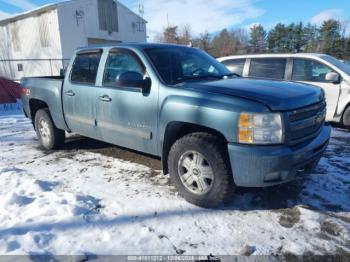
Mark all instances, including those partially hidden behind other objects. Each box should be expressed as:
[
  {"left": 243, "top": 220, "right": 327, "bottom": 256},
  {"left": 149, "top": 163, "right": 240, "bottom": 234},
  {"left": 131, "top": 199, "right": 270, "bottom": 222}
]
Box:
[{"left": 0, "top": 112, "right": 349, "bottom": 257}]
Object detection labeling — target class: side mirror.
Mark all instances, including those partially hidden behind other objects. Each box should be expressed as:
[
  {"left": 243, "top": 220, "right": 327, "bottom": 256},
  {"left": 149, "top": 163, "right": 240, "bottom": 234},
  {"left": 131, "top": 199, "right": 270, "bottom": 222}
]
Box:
[
  {"left": 116, "top": 71, "right": 151, "bottom": 90},
  {"left": 325, "top": 72, "right": 340, "bottom": 84}
]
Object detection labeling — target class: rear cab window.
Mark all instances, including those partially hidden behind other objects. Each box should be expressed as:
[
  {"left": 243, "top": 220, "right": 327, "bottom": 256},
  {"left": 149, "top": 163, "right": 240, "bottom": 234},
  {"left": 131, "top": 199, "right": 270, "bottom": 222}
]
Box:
[
  {"left": 248, "top": 58, "right": 287, "bottom": 80},
  {"left": 70, "top": 50, "right": 102, "bottom": 85},
  {"left": 221, "top": 59, "right": 246, "bottom": 76}
]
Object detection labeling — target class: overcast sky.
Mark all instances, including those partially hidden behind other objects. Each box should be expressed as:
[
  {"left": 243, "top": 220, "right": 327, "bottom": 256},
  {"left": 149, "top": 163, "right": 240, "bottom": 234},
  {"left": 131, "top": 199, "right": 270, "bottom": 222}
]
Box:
[{"left": 0, "top": 0, "right": 349, "bottom": 40}]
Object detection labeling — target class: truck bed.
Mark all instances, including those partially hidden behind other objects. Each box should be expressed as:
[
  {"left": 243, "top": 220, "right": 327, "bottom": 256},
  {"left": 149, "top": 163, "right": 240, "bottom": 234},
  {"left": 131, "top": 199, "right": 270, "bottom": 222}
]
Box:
[{"left": 21, "top": 76, "right": 68, "bottom": 131}]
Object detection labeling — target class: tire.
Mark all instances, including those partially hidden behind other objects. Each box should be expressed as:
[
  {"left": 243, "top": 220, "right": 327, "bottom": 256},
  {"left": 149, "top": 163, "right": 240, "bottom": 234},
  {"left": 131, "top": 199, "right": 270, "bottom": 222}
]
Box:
[
  {"left": 343, "top": 106, "right": 350, "bottom": 128},
  {"left": 34, "top": 108, "right": 65, "bottom": 150},
  {"left": 168, "top": 132, "right": 235, "bottom": 207}
]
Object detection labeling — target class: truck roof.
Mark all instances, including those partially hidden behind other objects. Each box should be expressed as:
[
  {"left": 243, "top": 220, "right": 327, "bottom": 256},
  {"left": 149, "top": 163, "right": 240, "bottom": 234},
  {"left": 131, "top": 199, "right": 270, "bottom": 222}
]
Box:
[{"left": 77, "top": 42, "right": 189, "bottom": 52}]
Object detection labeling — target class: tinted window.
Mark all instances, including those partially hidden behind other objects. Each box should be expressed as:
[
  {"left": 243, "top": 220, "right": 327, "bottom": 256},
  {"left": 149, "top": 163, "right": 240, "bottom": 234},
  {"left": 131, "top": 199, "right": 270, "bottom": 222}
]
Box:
[
  {"left": 144, "top": 47, "right": 232, "bottom": 85},
  {"left": 70, "top": 52, "right": 102, "bottom": 84},
  {"left": 222, "top": 59, "right": 245, "bottom": 76},
  {"left": 103, "top": 50, "right": 144, "bottom": 87},
  {"left": 248, "top": 58, "right": 287, "bottom": 80},
  {"left": 292, "top": 58, "right": 334, "bottom": 82}
]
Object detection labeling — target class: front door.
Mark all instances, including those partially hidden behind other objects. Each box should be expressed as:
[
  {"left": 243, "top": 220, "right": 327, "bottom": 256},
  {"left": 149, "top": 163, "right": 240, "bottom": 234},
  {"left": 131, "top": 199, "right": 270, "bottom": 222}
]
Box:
[
  {"left": 62, "top": 50, "right": 102, "bottom": 138},
  {"left": 291, "top": 58, "right": 340, "bottom": 121},
  {"left": 96, "top": 48, "right": 158, "bottom": 155}
]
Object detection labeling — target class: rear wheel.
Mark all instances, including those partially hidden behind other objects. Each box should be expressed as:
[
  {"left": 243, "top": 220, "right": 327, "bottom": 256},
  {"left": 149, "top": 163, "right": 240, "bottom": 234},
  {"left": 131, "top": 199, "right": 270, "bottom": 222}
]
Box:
[
  {"left": 343, "top": 106, "right": 350, "bottom": 128},
  {"left": 168, "top": 132, "right": 234, "bottom": 207},
  {"left": 34, "top": 108, "right": 65, "bottom": 150}
]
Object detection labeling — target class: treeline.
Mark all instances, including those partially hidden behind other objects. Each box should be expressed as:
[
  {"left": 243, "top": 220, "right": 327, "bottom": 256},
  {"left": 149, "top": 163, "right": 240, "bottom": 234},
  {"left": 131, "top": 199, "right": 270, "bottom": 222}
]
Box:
[{"left": 156, "top": 20, "right": 350, "bottom": 60}]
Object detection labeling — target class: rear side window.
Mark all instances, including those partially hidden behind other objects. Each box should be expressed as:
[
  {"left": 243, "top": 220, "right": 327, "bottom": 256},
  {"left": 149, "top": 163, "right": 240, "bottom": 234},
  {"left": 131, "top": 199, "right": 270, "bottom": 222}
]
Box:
[
  {"left": 221, "top": 59, "right": 245, "bottom": 76},
  {"left": 292, "top": 58, "right": 334, "bottom": 82},
  {"left": 70, "top": 52, "right": 102, "bottom": 85},
  {"left": 248, "top": 58, "right": 287, "bottom": 80}
]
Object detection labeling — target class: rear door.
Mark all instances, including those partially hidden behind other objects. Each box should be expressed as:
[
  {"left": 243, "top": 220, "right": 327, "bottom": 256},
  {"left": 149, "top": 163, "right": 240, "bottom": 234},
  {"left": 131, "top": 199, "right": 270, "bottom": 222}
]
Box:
[
  {"left": 247, "top": 58, "right": 288, "bottom": 80},
  {"left": 95, "top": 48, "right": 158, "bottom": 155},
  {"left": 291, "top": 58, "right": 340, "bottom": 120},
  {"left": 62, "top": 50, "right": 102, "bottom": 138}
]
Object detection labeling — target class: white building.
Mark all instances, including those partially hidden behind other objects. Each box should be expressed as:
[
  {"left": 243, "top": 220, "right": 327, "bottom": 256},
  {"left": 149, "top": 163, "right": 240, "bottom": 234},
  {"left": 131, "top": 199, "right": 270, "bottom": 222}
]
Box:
[{"left": 0, "top": 0, "right": 147, "bottom": 80}]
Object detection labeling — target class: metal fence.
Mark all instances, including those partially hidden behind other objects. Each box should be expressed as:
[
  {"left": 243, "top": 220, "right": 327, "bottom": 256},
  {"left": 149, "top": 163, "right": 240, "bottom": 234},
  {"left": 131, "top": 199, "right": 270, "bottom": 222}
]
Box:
[
  {"left": 0, "top": 58, "right": 70, "bottom": 81},
  {"left": 0, "top": 101, "right": 22, "bottom": 111}
]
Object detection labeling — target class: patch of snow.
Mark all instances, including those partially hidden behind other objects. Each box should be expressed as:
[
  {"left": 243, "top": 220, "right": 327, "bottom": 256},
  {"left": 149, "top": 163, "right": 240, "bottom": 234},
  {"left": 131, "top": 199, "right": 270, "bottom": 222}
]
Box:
[{"left": 0, "top": 114, "right": 349, "bottom": 256}]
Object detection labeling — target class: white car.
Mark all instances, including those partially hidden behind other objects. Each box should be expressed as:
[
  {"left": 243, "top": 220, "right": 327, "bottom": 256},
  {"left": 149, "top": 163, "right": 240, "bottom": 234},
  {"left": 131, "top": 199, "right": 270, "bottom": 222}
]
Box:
[{"left": 218, "top": 53, "right": 350, "bottom": 126}]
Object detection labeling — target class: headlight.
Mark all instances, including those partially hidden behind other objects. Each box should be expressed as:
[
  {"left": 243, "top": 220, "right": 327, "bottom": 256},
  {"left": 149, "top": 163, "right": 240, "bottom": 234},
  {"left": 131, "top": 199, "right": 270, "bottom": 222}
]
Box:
[{"left": 238, "top": 113, "right": 283, "bottom": 144}]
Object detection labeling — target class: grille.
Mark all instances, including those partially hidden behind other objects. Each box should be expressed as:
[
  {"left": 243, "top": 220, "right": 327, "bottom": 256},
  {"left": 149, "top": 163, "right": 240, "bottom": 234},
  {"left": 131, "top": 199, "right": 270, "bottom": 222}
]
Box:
[{"left": 286, "top": 100, "right": 326, "bottom": 145}]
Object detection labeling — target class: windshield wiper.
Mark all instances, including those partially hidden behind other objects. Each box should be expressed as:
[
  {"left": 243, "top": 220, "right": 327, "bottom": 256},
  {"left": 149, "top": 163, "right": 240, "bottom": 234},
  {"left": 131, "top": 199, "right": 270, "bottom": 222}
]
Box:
[
  {"left": 173, "top": 73, "right": 240, "bottom": 84},
  {"left": 220, "top": 73, "right": 241, "bottom": 78},
  {"left": 174, "top": 75, "right": 222, "bottom": 84}
]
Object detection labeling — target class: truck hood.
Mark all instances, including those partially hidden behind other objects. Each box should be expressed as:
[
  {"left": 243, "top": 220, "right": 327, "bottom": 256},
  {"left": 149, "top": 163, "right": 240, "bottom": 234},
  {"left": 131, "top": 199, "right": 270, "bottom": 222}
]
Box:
[{"left": 183, "top": 78, "right": 324, "bottom": 111}]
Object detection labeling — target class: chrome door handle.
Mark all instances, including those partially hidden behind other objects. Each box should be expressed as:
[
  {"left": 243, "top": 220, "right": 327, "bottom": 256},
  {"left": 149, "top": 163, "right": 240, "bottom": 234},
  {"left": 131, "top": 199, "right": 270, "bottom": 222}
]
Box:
[
  {"left": 99, "top": 95, "right": 112, "bottom": 102},
  {"left": 65, "top": 90, "right": 75, "bottom": 96}
]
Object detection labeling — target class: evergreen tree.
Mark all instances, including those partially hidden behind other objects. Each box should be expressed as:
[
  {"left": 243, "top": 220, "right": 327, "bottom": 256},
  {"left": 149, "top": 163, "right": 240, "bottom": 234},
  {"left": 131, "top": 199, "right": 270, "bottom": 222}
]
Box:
[
  {"left": 320, "top": 19, "right": 342, "bottom": 58},
  {"left": 303, "top": 23, "right": 320, "bottom": 52},
  {"left": 211, "top": 29, "right": 236, "bottom": 57},
  {"left": 249, "top": 24, "right": 267, "bottom": 53},
  {"left": 268, "top": 23, "right": 288, "bottom": 52},
  {"left": 293, "top": 22, "right": 305, "bottom": 52}
]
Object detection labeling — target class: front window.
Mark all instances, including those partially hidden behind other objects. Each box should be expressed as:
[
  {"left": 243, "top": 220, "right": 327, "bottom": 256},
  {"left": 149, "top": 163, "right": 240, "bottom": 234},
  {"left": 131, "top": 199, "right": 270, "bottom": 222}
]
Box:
[
  {"left": 292, "top": 59, "right": 334, "bottom": 82},
  {"left": 321, "top": 55, "right": 350, "bottom": 76},
  {"left": 144, "top": 47, "right": 233, "bottom": 85},
  {"left": 103, "top": 50, "right": 145, "bottom": 87}
]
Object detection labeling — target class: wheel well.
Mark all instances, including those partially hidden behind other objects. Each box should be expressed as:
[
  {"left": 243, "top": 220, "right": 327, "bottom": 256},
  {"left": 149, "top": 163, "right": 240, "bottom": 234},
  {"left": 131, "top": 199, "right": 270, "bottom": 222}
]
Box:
[
  {"left": 29, "top": 99, "right": 48, "bottom": 121},
  {"left": 341, "top": 102, "right": 350, "bottom": 124},
  {"left": 162, "top": 122, "right": 228, "bottom": 175}
]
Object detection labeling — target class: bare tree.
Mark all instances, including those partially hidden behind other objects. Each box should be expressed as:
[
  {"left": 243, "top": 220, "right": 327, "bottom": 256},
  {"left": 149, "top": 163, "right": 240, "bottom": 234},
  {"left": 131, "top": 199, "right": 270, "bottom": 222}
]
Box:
[{"left": 194, "top": 31, "right": 212, "bottom": 53}]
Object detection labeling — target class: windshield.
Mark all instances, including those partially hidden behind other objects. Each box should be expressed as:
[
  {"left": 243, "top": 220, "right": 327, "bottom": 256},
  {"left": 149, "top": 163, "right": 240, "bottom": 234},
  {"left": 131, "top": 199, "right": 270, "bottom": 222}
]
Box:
[
  {"left": 321, "top": 55, "right": 350, "bottom": 76},
  {"left": 144, "top": 46, "right": 233, "bottom": 85}
]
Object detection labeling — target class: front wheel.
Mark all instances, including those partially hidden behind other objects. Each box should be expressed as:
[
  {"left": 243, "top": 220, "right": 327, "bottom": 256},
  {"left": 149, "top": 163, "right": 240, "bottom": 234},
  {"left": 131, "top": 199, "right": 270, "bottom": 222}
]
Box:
[
  {"left": 168, "top": 132, "right": 235, "bottom": 207},
  {"left": 34, "top": 108, "right": 65, "bottom": 150}
]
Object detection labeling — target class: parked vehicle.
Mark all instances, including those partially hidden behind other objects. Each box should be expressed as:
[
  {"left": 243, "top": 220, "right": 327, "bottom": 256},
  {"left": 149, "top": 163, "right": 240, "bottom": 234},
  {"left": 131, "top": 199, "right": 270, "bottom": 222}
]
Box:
[
  {"left": 218, "top": 53, "right": 350, "bottom": 127},
  {"left": 21, "top": 44, "right": 331, "bottom": 207}
]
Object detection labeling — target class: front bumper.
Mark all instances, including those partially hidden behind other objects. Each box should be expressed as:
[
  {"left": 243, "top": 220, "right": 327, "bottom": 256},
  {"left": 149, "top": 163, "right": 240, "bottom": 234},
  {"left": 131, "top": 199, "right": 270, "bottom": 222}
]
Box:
[{"left": 227, "top": 124, "right": 331, "bottom": 187}]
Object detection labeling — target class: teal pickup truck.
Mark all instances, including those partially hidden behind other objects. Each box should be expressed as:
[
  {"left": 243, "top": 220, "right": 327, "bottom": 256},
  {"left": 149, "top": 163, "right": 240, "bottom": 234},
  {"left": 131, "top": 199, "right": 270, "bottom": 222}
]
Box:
[{"left": 21, "top": 43, "right": 331, "bottom": 207}]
